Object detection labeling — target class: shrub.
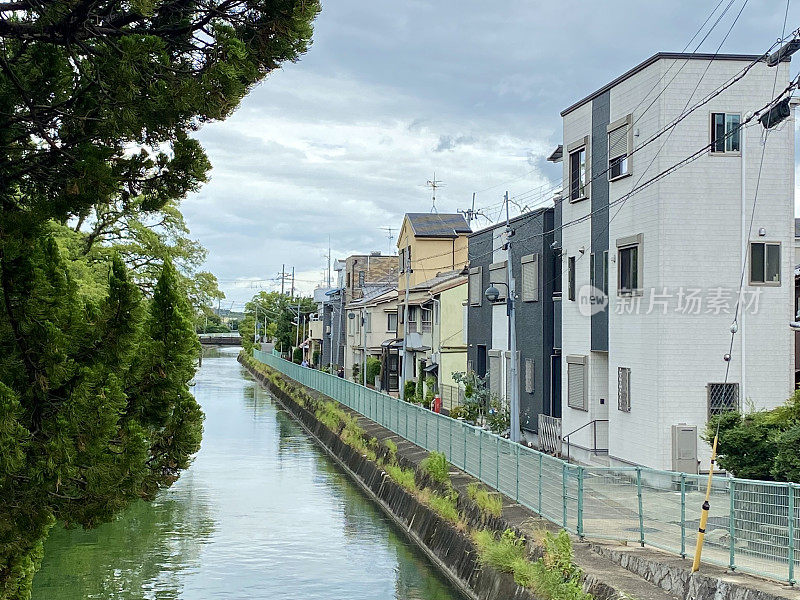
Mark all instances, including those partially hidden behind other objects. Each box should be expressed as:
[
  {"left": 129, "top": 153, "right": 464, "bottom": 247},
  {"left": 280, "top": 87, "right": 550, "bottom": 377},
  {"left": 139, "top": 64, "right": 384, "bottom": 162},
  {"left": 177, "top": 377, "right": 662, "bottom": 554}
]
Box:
[
  {"left": 421, "top": 488, "right": 460, "bottom": 524},
  {"left": 420, "top": 451, "right": 450, "bottom": 485},
  {"left": 384, "top": 439, "right": 398, "bottom": 463},
  {"left": 404, "top": 380, "right": 417, "bottom": 401},
  {"left": 292, "top": 347, "right": 303, "bottom": 363},
  {"left": 416, "top": 376, "right": 424, "bottom": 401},
  {"left": 352, "top": 362, "right": 361, "bottom": 382},
  {"left": 385, "top": 463, "right": 417, "bottom": 492},
  {"left": 312, "top": 350, "right": 321, "bottom": 366},
  {"left": 366, "top": 356, "right": 381, "bottom": 385},
  {"left": 467, "top": 483, "right": 503, "bottom": 517},
  {"left": 473, "top": 528, "right": 590, "bottom": 600},
  {"left": 449, "top": 405, "right": 464, "bottom": 420}
]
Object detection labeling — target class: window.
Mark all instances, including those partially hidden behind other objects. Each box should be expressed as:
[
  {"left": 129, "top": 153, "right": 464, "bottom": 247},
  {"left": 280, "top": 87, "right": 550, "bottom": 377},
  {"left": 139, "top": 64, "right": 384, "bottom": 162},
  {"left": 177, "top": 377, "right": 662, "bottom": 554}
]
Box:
[
  {"left": 521, "top": 254, "right": 539, "bottom": 302},
  {"left": 566, "top": 355, "right": 587, "bottom": 411},
  {"left": 568, "top": 256, "right": 576, "bottom": 301},
  {"left": 358, "top": 270, "right": 365, "bottom": 287},
  {"left": 618, "top": 367, "right": 631, "bottom": 412},
  {"left": 387, "top": 312, "right": 398, "bottom": 332},
  {"left": 489, "top": 261, "right": 507, "bottom": 298},
  {"left": 469, "top": 266, "right": 482, "bottom": 306},
  {"left": 399, "top": 248, "right": 405, "bottom": 273},
  {"left": 708, "top": 383, "right": 739, "bottom": 417},
  {"left": 750, "top": 242, "right": 781, "bottom": 285},
  {"left": 711, "top": 113, "right": 740, "bottom": 153},
  {"left": 421, "top": 306, "right": 432, "bottom": 332},
  {"left": 569, "top": 147, "right": 587, "bottom": 201},
  {"left": 525, "top": 358, "right": 535, "bottom": 394},
  {"left": 364, "top": 312, "right": 371, "bottom": 333},
  {"left": 617, "top": 234, "right": 643, "bottom": 295},
  {"left": 602, "top": 251, "right": 609, "bottom": 295},
  {"left": 590, "top": 253, "right": 595, "bottom": 288},
  {"left": 408, "top": 306, "right": 418, "bottom": 333},
  {"left": 608, "top": 115, "right": 631, "bottom": 180}
]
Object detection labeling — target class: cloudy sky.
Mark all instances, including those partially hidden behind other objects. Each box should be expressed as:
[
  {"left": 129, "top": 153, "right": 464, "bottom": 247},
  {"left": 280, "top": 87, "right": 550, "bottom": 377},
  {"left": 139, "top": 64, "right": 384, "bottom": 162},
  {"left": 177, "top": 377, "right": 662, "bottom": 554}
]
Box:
[{"left": 182, "top": 0, "right": 800, "bottom": 308}]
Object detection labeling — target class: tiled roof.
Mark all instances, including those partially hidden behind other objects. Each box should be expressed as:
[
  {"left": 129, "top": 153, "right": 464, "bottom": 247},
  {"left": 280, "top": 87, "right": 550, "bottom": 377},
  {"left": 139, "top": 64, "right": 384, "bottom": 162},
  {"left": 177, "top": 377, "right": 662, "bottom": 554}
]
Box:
[
  {"left": 409, "top": 269, "right": 465, "bottom": 292},
  {"left": 406, "top": 213, "right": 471, "bottom": 238}
]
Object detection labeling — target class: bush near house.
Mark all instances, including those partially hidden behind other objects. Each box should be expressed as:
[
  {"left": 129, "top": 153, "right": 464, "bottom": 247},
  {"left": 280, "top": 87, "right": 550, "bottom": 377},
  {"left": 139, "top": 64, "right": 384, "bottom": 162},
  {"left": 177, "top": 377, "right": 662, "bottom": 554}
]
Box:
[
  {"left": 312, "top": 350, "right": 321, "bottom": 366},
  {"left": 366, "top": 356, "right": 381, "bottom": 385},
  {"left": 706, "top": 390, "right": 800, "bottom": 481},
  {"left": 292, "top": 347, "right": 303, "bottom": 364},
  {"left": 404, "top": 381, "right": 418, "bottom": 402}
]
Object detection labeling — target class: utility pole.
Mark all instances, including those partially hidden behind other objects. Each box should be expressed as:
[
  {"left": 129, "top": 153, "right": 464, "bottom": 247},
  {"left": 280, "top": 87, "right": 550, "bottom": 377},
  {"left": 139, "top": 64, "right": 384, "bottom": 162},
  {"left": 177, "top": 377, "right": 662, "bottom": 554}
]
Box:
[
  {"left": 459, "top": 192, "right": 485, "bottom": 226},
  {"left": 291, "top": 266, "right": 295, "bottom": 298},
  {"left": 327, "top": 235, "right": 332, "bottom": 288},
  {"left": 504, "top": 190, "right": 520, "bottom": 443},
  {"left": 280, "top": 264, "right": 285, "bottom": 296},
  {"left": 295, "top": 297, "right": 301, "bottom": 350},
  {"left": 426, "top": 173, "right": 443, "bottom": 213},
  {"left": 399, "top": 248, "right": 412, "bottom": 398}
]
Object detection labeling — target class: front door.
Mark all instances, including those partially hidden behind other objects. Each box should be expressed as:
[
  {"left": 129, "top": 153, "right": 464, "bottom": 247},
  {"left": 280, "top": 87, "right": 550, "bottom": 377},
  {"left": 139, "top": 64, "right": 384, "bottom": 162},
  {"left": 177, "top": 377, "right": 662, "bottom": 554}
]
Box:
[{"left": 476, "top": 345, "right": 487, "bottom": 378}]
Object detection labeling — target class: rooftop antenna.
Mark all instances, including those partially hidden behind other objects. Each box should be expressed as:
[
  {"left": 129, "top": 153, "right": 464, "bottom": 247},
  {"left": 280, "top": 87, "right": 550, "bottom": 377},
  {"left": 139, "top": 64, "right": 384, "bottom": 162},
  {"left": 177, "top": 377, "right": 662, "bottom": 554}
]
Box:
[
  {"left": 379, "top": 227, "right": 395, "bottom": 255},
  {"left": 459, "top": 192, "right": 487, "bottom": 226},
  {"left": 426, "top": 172, "right": 443, "bottom": 213}
]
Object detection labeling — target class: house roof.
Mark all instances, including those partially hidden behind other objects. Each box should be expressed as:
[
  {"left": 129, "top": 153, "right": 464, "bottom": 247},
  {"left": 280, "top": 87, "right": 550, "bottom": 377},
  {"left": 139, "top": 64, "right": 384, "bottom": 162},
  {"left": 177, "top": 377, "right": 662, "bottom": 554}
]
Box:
[
  {"left": 429, "top": 274, "right": 467, "bottom": 296},
  {"left": 405, "top": 213, "right": 471, "bottom": 238},
  {"left": 409, "top": 269, "right": 466, "bottom": 293},
  {"left": 347, "top": 285, "right": 397, "bottom": 309},
  {"left": 468, "top": 205, "right": 553, "bottom": 238},
  {"left": 547, "top": 145, "right": 563, "bottom": 162},
  {"left": 561, "top": 52, "right": 779, "bottom": 117}
]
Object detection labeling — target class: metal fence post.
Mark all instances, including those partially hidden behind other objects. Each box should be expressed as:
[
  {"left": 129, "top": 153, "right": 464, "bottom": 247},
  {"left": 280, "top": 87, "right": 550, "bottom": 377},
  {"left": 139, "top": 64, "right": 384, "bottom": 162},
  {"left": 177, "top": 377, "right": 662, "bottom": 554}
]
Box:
[
  {"left": 515, "top": 445, "right": 520, "bottom": 502},
  {"left": 577, "top": 466, "right": 584, "bottom": 539},
  {"left": 729, "top": 479, "right": 736, "bottom": 571},
  {"left": 789, "top": 483, "right": 796, "bottom": 585},
  {"left": 636, "top": 467, "right": 644, "bottom": 547},
  {"left": 478, "top": 430, "right": 483, "bottom": 479},
  {"left": 562, "top": 463, "right": 568, "bottom": 529},
  {"left": 463, "top": 423, "right": 467, "bottom": 471},
  {"left": 538, "top": 453, "right": 543, "bottom": 514},
  {"left": 496, "top": 437, "right": 500, "bottom": 490},
  {"left": 680, "top": 473, "right": 686, "bottom": 558}
]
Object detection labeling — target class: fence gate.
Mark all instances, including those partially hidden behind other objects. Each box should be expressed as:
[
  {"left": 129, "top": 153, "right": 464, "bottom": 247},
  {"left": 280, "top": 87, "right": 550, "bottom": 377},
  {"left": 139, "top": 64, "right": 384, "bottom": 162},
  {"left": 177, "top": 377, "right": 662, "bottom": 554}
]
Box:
[{"left": 538, "top": 414, "right": 562, "bottom": 456}]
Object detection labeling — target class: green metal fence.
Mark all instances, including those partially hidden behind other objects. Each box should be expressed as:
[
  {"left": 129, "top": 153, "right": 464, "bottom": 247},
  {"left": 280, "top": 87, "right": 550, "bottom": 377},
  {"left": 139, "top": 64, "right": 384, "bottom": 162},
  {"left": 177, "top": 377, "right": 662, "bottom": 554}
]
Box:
[{"left": 253, "top": 349, "right": 799, "bottom": 585}]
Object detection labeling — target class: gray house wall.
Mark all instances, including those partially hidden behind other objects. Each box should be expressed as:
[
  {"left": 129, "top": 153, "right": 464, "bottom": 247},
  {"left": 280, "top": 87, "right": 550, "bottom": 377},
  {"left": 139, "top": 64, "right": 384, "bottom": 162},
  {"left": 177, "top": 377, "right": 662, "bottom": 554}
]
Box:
[
  {"left": 321, "top": 293, "right": 346, "bottom": 368},
  {"left": 467, "top": 208, "right": 558, "bottom": 433}
]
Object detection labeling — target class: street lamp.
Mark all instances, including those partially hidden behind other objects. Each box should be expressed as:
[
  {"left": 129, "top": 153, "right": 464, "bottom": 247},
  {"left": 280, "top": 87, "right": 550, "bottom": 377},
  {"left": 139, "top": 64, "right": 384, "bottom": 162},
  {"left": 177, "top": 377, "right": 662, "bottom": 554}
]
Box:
[
  {"left": 485, "top": 279, "right": 520, "bottom": 443},
  {"left": 348, "top": 311, "right": 368, "bottom": 386}
]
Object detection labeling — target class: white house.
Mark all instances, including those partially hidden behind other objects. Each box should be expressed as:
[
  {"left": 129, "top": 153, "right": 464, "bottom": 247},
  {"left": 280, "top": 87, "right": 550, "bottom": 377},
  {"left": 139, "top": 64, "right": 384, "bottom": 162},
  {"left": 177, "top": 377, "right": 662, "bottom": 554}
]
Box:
[{"left": 553, "top": 52, "right": 794, "bottom": 472}]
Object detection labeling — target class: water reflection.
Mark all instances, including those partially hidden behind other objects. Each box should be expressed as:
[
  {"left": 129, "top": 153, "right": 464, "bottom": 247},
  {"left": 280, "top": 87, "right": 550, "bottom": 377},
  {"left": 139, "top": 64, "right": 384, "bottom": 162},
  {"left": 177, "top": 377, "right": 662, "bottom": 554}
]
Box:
[{"left": 33, "top": 346, "right": 463, "bottom": 600}]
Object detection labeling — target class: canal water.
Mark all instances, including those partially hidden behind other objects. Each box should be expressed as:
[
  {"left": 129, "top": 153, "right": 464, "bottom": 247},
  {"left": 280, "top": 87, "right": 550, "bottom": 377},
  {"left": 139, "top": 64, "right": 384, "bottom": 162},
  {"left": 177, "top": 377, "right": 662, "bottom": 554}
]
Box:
[{"left": 32, "top": 346, "right": 463, "bottom": 600}]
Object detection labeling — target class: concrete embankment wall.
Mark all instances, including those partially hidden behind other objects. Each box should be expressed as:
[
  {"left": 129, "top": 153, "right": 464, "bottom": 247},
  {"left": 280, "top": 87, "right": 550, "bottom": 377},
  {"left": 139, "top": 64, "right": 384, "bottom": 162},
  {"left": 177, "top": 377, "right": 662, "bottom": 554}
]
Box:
[{"left": 239, "top": 355, "right": 536, "bottom": 600}]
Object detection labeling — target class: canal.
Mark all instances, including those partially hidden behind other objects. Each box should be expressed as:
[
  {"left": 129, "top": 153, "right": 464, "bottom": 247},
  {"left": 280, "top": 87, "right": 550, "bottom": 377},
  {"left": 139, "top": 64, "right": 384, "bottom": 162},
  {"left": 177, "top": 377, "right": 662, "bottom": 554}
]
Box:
[{"left": 32, "top": 346, "right": 464, "bottom": 600}]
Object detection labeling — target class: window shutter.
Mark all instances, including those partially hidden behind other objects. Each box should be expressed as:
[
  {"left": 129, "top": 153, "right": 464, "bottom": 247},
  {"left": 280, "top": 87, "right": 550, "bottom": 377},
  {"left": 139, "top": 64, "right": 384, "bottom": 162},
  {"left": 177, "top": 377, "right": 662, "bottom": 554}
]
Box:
[
  {"left": 618, "top": 367, "right": 630, "bottom": 412},
  {"left": 521, "top": 254, "right": 539, "bottom": 302},
  {"left": 608, "top": 126, "right": 627, "bottom": 160},
  {"left": 469, "top": 267, "right": 482, "bottom": 306},
  {"left": 567, "top": 357, "right": 587, "bottom": 410},
  {"left": 489, "top": 352, "right": 501, "bottom": 397},
  {"left": 525, "top": 358, "right": 534, "bottom": 393}
]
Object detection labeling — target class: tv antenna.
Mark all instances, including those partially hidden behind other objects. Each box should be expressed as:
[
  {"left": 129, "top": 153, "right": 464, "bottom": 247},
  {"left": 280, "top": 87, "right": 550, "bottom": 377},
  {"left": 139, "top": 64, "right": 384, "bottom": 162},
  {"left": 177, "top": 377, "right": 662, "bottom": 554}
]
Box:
[
  {"left": 426, "top": 173, "right": 443, "bottom": 213},
  {"left": 379, "top": 227, "right": 395, "bottom": 254},
  {"left": 459, "top": 192, "right": 487, "bottom": 226}
]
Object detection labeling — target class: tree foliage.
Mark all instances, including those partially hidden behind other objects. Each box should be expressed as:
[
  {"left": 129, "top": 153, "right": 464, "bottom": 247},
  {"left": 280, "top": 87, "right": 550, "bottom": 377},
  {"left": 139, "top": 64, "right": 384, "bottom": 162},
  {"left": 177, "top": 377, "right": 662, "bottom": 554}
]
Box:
[
  {"left": 0, "top": 0, "right": 320, "bottom": 594},
  {"left": 707, "top": 391, "right": 800, "bottom": 481},
  {"left": 240, "top": 291, "right": 316, "bottom": 353}
]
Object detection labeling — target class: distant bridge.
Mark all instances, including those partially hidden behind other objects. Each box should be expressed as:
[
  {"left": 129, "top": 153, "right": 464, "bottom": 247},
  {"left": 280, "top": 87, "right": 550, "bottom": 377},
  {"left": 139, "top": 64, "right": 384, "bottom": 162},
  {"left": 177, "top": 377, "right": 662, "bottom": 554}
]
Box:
[{"left": 198, "top": 333, "right": 242, "bottom": 346}]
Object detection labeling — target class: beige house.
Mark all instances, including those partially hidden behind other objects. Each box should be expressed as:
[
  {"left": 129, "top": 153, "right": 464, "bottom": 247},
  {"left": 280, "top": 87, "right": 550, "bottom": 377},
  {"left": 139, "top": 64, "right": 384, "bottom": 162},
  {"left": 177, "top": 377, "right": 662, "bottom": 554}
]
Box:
[{"left": 394, "top": 213, "right": 471, "bottom": 397}]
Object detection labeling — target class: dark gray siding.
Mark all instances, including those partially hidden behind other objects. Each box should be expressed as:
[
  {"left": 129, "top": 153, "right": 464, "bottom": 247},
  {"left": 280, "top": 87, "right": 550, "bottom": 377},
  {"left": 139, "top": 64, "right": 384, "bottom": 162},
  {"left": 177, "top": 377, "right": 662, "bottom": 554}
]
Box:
[
  {"left": 467, "top": 208, "right": 558, "bottom": 433},
  {"left": 590, "top": 90, "right": 610, "bottom": 352}
]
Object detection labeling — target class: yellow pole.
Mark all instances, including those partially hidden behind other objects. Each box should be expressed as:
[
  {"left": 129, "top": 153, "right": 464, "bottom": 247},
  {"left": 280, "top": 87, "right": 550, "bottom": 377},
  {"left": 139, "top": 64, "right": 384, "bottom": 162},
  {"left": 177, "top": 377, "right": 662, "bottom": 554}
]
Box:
[{"left": 691, "top": 434, "right": 718, "bottom": 572}]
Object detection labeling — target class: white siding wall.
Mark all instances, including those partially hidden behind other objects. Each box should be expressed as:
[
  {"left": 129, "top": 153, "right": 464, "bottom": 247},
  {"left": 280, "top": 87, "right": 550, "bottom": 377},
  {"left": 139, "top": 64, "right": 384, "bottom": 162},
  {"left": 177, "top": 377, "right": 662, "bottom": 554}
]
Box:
[{"left": 562, "top": 57, "right": 794, "bottom": 471}]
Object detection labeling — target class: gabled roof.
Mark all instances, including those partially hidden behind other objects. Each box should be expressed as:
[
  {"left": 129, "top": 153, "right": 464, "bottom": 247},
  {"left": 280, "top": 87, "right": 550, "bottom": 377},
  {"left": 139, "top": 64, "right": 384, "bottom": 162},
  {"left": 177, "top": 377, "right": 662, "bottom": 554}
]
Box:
[
  {"left": 409, "top": 269, "right": 465, "bottom": 293},
  {"left": 561, "top": 52, "right": 777, "bottom": 117},
  {"left": 405, "top": 213, "right": 471, "bottom": 238},
  {"left": 347, "top": 285, "right": 397, "bottom": 308}
]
